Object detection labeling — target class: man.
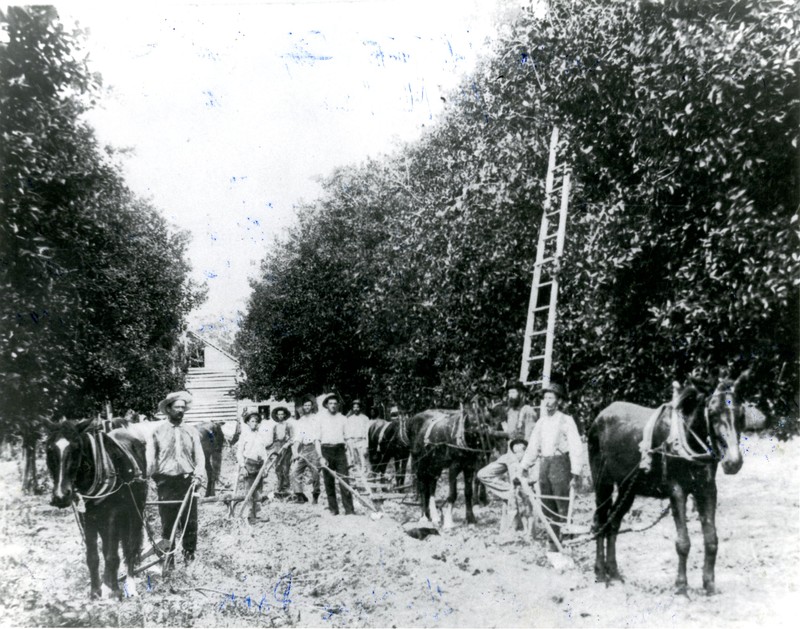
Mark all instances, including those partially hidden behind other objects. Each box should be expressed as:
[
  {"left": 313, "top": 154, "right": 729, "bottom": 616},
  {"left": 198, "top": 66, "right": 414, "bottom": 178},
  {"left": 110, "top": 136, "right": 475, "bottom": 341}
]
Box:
[
  {"left": 520, "top": 382, "right": 582, "bottom": 548},
  {"left": 345, "top": 399, "right": 371, "bottom": 475},
  {"left": 264, "top": 406, "right": 294, "bottom": 498},
  {"left": 237, "top": 411, "right": 269, "bottom": 522},
  {"left": 318, "top": 393, "right": 355, "bottom": 515},
  {"left": 146, "top": 391, "right": 206, "bottom": 568},
  {"left": 505, "top": 381, "right": 538, "bottom": 443},
  {"left": 289, "top": 396, "right": 321, "bottom": 504},
  {"left": 477, "top": 438, "right": 534, "bottom": 530}
]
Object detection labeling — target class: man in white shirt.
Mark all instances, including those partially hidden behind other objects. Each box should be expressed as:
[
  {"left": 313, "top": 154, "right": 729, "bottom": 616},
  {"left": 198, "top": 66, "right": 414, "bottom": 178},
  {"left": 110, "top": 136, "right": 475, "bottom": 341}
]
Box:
[
  {"left": 289, "top": 396, "right": 321, "bottom": 504},
  {"left": 345, "top": 399, "right": 371, "bottom": 475},
  {"left": 520, "top": 381, "right": 582, "bottom": 548},
  {"left": 318, "top": 393, "right": 355, "bottom": 515}
]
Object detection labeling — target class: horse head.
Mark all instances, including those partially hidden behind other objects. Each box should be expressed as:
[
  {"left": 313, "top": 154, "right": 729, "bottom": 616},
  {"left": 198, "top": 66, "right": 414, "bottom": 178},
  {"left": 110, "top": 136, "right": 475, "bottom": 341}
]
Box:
[
  {"left": 708, "top": 370, "right": 751, "bottom": 474},
  {"left": 680, "top": 370, "right": 750, "bottom": 474},
  {"left": 44, "top": 418, "right": 93, "bottom": 508}
]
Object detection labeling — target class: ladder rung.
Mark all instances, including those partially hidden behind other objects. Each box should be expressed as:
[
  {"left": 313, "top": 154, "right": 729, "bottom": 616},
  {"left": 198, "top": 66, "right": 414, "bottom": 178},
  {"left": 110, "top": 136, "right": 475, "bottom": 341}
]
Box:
[
  {"left": 543, "top": 232, "right": 559, "bottom": 241},
  {"left": 546, "top": 208, "right": 561, "bottom": 217},
  {"left": 537, "top": 281, "right": 553, "bottom": 289},
  {"left": 528, "top": 329, "right": 548, "bottom": 337},
  {"left": 532, "top": 305, "right": 549, "bottom": 313},
  {"left": 527, "top": 354, "right": 546, "bottom": 362},
  {"left": 535, "top": 256, "right": 556, "bottom": 267}
]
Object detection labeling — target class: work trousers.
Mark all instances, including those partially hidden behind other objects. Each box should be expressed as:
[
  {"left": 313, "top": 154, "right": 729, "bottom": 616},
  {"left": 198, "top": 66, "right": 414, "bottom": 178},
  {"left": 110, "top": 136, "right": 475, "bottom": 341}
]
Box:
[
  {"left": 271, "top": 442, "right": 292, "bottom": 495},
  {"left": 345, "top": 439, "right": 370, "bottom": 475},
  {"left": 240, "top": 458, "right": 264, "bottom": 519},
  {"left": 477, "top": 460, "right": 515, "bottom": 504},
  {"left": 155, "top": 474, "right": 198, "bottom": 564},
  {"left": 290, "top": 443, "right": 320, "bottom": 497},
  {"left": 539, "top": 454, "right": 571, "bottom": 540},
  {"left": 321, "top": 444, "right": 354, "bottom": 515}
]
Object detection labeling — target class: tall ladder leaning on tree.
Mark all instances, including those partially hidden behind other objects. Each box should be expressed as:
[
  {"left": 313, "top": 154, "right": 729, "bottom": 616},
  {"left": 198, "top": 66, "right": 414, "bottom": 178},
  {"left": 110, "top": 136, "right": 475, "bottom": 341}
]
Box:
[{"left": 519, "top": 126, "right": 571, "bottom": 389}]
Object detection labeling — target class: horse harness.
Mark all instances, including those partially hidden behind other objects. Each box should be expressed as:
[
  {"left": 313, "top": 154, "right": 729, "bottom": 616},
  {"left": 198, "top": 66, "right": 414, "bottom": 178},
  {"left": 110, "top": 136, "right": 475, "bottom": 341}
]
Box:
[{"left": 79, "top": 431, "right": 144, "bottom": 502}]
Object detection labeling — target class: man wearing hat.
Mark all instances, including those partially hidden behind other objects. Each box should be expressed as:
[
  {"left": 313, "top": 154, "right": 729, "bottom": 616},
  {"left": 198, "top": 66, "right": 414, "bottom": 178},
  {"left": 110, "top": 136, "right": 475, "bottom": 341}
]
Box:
[
  {"left": 146, "top": 391, "right": 206, "bottom": 568},
  {"left": 345, "top": 399, "right": 371, "bottom": 476},
  {"left": 505, "top": 381, "right": 538, "bottom": 443},
  {"left": 477, "top": 437, "right": 534, "bottom": 522},
  {"left": 520, "top": 381, "right": 582, "bottom": 548},
  {"left": 237, "top": 411, "right": 269, "bottom": 522},
  {"left": 318, "top": 393, "right": 355, "bottom": 515},
  {"left": 262, "top": 405, "right": 294, "bottom": 498},
  {"left": 289, "top": 396, "right": 321, "bottom": 504}
]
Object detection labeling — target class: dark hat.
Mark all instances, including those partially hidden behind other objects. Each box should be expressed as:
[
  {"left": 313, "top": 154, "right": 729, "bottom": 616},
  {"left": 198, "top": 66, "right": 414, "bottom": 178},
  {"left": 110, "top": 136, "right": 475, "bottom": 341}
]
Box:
[
  {"left": 506, "top": 380, "right": 527, "bottom": 393},
  {"left": 271, "top": 406, "right": 290, "bottom": 421},
  {"left": 299, "top": 394, "right": 317, "bottom": 406},
  {"left": 322, "top": 393, "right": 340, "bottom": 407},
  {"left": 509, "top": 438, "right": 528, "bottom": 450},
  {"left": 542, "top": 381, "right": 567, "bottom": 399},
  {"left": 243, "top": 411, "right": 261, "bottom": 423}
]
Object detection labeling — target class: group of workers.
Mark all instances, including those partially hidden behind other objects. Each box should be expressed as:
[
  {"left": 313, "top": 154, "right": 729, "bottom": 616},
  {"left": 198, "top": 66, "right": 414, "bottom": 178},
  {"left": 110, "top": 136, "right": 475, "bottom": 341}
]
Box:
[
  {"left": 147, "top": 379, "right": 585, "bottom": 566},
  {"left": 236, "top": 393, "right": 372, "bottom": 520}
]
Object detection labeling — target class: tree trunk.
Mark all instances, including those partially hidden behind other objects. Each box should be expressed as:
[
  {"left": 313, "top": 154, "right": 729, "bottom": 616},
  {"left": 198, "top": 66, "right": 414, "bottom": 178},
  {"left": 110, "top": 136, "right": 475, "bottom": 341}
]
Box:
[{"left": 21, "top": 428, "right": 39, "bottom": 494}]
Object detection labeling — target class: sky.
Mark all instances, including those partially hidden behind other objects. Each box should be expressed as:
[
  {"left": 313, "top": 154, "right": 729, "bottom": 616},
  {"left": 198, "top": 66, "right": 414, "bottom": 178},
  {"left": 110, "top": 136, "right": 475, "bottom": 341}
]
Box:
[{"left": 56, "top": 1, "right": 518, "bottom": 335}]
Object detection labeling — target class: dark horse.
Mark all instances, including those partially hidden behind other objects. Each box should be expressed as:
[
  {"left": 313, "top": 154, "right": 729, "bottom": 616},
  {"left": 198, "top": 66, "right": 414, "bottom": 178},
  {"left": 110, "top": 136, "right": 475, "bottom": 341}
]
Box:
[
  {"left": 368, "top": 418, "right": 410, "bottom": 490},
  {"left": 45, "top": 419, "right": 148, "bottom": 599},
  {"left": 588, "top": 370, "right": 751, "bottom": 595},
  {"left": 410, "top": 398, "right": 498, "bottom": 529}
]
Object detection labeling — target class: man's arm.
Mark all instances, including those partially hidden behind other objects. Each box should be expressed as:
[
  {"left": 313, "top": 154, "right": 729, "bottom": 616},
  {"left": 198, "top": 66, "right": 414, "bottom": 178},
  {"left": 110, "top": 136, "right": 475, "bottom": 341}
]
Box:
[
  {"left": 565, "top": 416, "right": 583, "bottom": 477},
  {"left": 519, "top": 421, "right": 542, "bottom": 470}
]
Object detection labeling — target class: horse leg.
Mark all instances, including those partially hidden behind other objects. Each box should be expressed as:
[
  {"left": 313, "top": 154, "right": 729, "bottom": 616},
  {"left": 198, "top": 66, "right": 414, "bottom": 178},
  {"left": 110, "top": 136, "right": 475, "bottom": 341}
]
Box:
[
  {"left": 593, "top": 481, "right": 613, "bottom": 582},
  {"left": 669, "top": 485, "right": 691, "bottom": 596},
  {"left": 463, "top": 466, "right": 477, "bottom": 525},
  {"left": 429, "top": 477, "right": 441, "bottom": 526},
  {"left": 101, "top": 514, "right": 123, "bottom": 599},
  {"left": 122, "top": 490, "right": 145, "bottom": 597},
  {"left": 397, "top": 455, "right": 408, "bottom": 492},
  {"left": 694, "top": 485, "right": 719, "bottom": 595},
  {"left": 605, "top": 483, "right": 637, "bottom": 582},
  {"left": 85, "top": 514, "right": 102, "bottom": 599},
  {"left": 443, "top": 466, "right": 457, "bottom": 530}
]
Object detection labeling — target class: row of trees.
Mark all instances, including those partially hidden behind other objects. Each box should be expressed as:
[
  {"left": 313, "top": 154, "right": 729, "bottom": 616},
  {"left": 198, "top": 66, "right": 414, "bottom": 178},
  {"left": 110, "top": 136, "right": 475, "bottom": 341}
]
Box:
[
  {"left": 0, "top": 7, "right": 203, "bottom": 490},
  {"left": 240, "top": 0, "right": 798, "bottom": 432}
]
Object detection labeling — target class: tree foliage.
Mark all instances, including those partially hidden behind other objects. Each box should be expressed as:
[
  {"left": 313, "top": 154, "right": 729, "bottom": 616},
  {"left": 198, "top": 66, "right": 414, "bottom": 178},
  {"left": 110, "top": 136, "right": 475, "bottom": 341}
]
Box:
[
  {"left": 238, "top": 0, "right": 798, "bottom": 430},
  {"left": 0, "top": 6, "right": 203, "bottom": 465}
]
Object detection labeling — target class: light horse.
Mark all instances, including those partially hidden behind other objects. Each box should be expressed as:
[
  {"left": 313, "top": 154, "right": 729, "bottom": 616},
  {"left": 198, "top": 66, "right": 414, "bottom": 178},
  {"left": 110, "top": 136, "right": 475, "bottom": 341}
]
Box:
[
  {"left": 45, "top": 419, "right": 148, "bottom": 599},
  {"left": 588, "top": 370, "right": 751, "bottom": 595},
  {"left": 409, "top": 397, "right": 498, "bottom": 528}
]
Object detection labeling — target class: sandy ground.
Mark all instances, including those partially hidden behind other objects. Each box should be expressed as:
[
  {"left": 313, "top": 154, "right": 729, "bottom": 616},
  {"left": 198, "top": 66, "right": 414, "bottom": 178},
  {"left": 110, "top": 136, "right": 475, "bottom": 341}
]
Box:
[{"left": 1, "top": 432, "right": 798, "bottom": 628}]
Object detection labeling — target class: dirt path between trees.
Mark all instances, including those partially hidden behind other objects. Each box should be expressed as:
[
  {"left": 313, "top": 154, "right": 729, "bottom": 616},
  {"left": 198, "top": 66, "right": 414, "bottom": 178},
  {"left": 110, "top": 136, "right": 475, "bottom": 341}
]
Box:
[{"left": 1, "top": 432, "right": 797, "bottom": 627}]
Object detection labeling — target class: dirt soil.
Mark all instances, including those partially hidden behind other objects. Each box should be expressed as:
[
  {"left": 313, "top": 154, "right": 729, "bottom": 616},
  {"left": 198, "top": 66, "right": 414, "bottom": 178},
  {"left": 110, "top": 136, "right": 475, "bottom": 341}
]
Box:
[{"left": 1, "top": 432, "right": 798, "bottom": 628}]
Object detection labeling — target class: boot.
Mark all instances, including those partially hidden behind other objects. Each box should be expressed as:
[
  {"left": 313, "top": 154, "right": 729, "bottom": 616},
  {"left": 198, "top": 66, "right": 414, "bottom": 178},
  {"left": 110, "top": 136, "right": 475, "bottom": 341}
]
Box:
[{"left": 312, "top": 492, "right": 320, "bottom": 505}]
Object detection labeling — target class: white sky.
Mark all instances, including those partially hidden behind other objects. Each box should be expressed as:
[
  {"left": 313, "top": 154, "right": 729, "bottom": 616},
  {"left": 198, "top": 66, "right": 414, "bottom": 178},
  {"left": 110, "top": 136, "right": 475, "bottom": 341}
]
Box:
[{"left": 56, "top": 1, "right": 518, "bottom": 334}]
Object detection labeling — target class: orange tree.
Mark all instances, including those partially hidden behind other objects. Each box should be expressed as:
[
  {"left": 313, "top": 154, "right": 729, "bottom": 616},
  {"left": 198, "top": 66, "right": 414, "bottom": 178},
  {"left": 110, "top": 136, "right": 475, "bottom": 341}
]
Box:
[
  {"left": 0, "top": 7, "right": 203, "bottom": 491},
  {"left": 239, "top": 0, "right": 797, "bottom": 429}
]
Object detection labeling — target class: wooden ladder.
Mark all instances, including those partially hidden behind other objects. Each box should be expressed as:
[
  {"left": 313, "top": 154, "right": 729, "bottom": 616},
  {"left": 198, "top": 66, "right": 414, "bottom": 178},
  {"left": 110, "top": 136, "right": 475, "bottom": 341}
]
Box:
[{"left": 519, "top": 127, "right": 571, "bottom": 388}]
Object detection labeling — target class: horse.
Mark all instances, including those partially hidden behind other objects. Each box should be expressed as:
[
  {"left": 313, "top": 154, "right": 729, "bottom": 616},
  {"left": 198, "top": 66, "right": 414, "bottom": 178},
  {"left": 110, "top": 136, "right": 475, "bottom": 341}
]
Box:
[
  {"left": 409, "top": 397, "right": 499, "bottom": 529},
  {"left": 44, "top": 418, "right": 148, "bottom": 599},
  {"left": 367, "top": 418, "right": 410, "bottom": 491},
  {"left": 588, "top": 370, "right": 751, "bottom": 595}
]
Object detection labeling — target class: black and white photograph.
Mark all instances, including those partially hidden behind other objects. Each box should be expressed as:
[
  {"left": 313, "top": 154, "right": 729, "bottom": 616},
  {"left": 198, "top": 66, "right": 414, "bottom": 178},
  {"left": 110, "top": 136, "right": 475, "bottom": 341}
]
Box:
[{"left": 1, "top": 0, "right": 798, "bottom": 626}]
